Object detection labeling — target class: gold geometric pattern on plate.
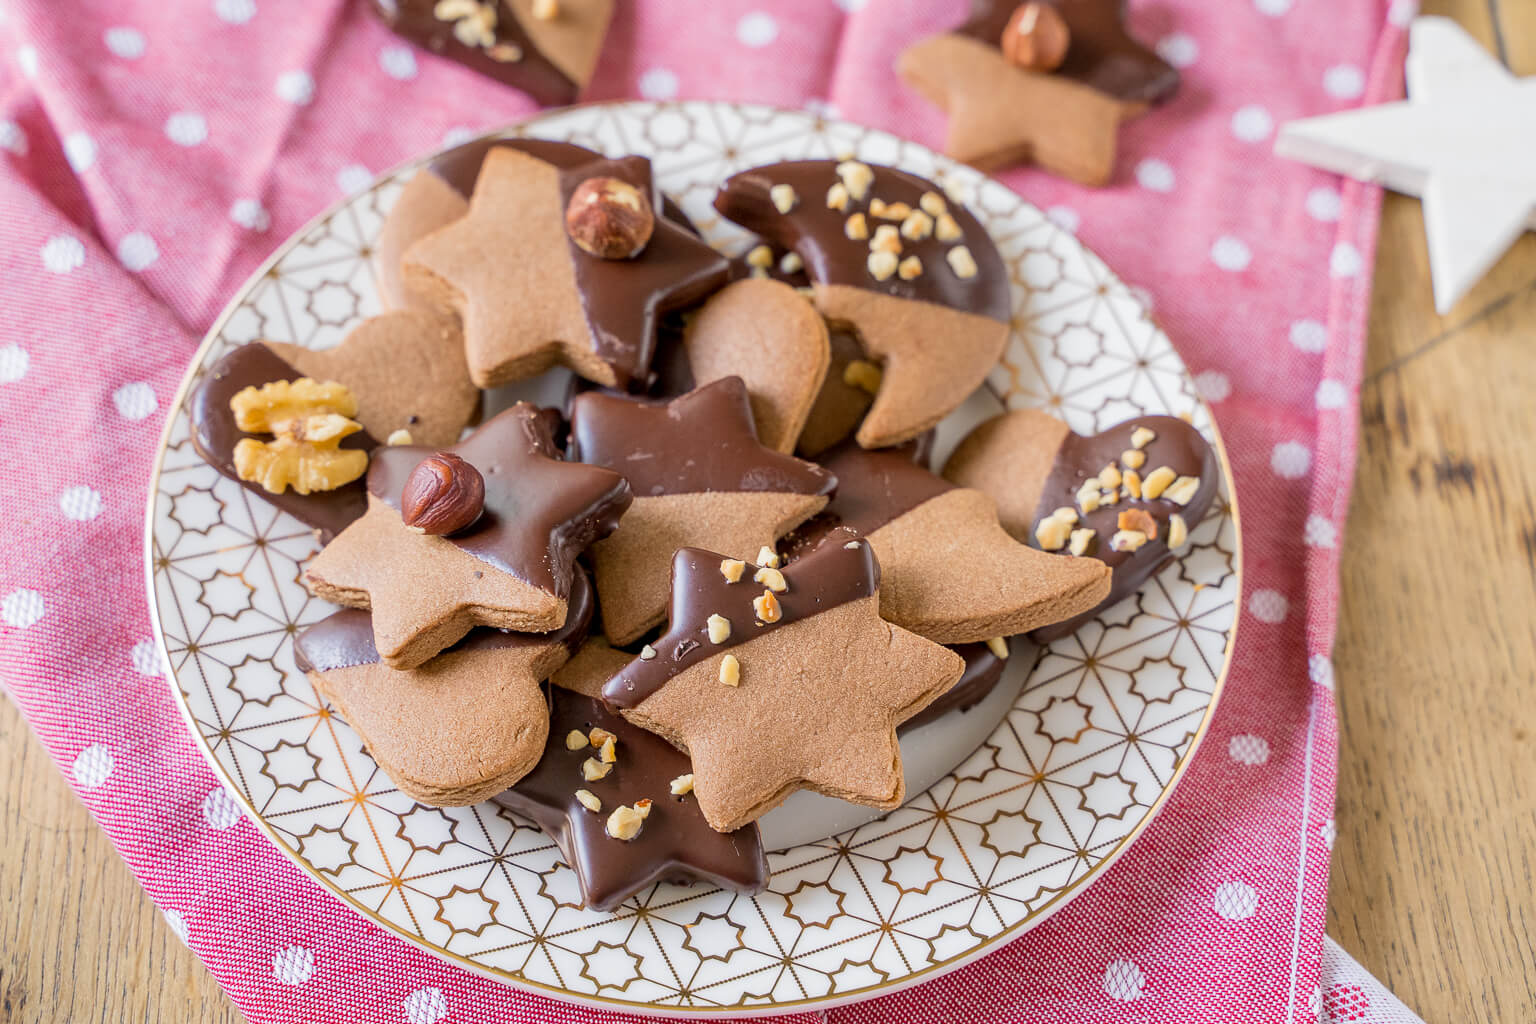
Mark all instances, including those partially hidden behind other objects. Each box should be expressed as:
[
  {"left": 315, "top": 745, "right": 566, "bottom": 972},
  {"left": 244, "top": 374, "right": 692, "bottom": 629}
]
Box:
[{"left": 146, "top": 101, "right": 1241, "bottom": 1016}]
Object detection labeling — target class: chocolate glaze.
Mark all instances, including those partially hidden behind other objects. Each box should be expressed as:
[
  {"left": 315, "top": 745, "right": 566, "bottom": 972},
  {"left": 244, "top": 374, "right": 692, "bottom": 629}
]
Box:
[
  {"left": 370, "top": 1, "right": 579, "bottom": 107},
  {"left": 188, "top": 343, "right": 376, "bottom": 543},
  {"left": 901, "top": 638, "right": 1015, "bottom": 732},
  {"left": 727, "top": 239, "right": 812, "bottom": 288},
  {"left": 294, "top": 570, "right": 594, "bottom": 673},
  {"left": 557, "top": 155, "right": 731, "bottom": 389},
  {"left": 603, "top": 537, "right": 880, "bottom": 709},
  {"left": 714, "top": 160, "right": 1010, "bottom": 324},
  {"left": 369, "top": 403, "right": 632, "bottom": 597},
  {"left": 1030, "top": 414, "right": 1219, "bottom": 641},
  {"left": 782, "top": 440, "right": 950, "bottom": 559},
  {"left": 956, "top": 0, "right": 1180, "bottom": 106},
  {"left": 568, "top": 377, "right": 836, "bottom": 498},
  {"left": 494, "top": 685, "right": 769, "bottom": 911}
]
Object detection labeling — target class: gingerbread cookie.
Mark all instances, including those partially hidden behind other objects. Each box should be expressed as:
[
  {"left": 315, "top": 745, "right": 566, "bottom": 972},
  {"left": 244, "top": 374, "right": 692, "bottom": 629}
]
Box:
[
  {"left": 898, "top": 1, "right": 1180, "bottom": 182},
  {"left": 404, "top": 149, "right": 729, "bottom": 390},
  {"left": 569, "top": 377, "right": 835, "bottom": 646},
  {"left": 370, "top": 0, "right": 613, "bottom": 107},
  {"left": 943, "top": 409, "right": 1218, "bottom": 640},
  {"left": 603, "top": 538, "right": 964, "bottom": 833},
  {"left": 498, "top": 639, "right": 769, "bottom": 910},
  {"left": 715, "top": 160, "right": 1009, "bottom": 448},
  {"left": 304, "top": 403, "right": 631, "bottom": 668},
  {"left": 681, "top": 279, "right": 830, "bottom": 454},
  {"left": 294, "top": 570, "right": 593, "bottom": 806},
  {"left": 785, "top": 442, "right": 1109, "bottom": 644}
]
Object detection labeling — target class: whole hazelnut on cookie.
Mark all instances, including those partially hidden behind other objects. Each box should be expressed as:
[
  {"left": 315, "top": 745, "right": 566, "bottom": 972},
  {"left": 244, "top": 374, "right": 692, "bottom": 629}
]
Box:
[
  {"left": 401, "top": 451, "right": 485, "bottom": 535},
  {"left": 1000, "top": 2, "right": 1071, "bottom": 73},
  {"left": 565, "top": 176, "right": 656, "bottom": 259}
]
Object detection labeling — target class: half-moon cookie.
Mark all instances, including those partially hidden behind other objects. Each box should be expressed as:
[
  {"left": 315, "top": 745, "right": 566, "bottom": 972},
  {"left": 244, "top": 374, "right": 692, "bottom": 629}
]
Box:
[
  {"left": 943, "top": 409, "right": 1219, "bottom": 640},
  {"left": 714, "top": 160, "right": 1010, "bottom": 448},
  {"left": 294, "top": 570, "right": 593, "bottom": 806},
  {"left": 304, "top": 403, "right": 632, "bottom": 668},
  {"left": 603, "top": 538, "right": 964, "bottom": 833},
  {"left": 568, "top": 377, "right": 835, "bottom": 646}
]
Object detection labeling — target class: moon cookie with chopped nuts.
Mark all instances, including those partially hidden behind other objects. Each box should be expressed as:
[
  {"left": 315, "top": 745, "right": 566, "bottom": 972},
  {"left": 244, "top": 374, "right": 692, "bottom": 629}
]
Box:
[
  {"left": 714, "top": 160, "right": 1011, "bottom": 449},
  {"left": 943, "top": 409, "right": 1219, "bottom": 640}
]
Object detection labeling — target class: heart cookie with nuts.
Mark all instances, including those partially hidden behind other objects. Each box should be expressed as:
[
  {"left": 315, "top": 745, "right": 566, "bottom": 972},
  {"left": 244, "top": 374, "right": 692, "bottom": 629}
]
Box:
[
  {"left": 943, "top": 409, "right": 1218, "bottom": 640},
  {"left": 304, "top": 402, "right": 632, "bottom": 668},
  {"left": 602, "top": 537, "right": 964, "bottom": 833},
  {"left": 714, "top": 160, "right": 1009, "bottom": 448}
]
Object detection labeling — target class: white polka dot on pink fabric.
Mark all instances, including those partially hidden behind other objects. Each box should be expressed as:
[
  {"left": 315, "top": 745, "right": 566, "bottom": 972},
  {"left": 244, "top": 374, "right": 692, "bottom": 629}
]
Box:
[
  {"left": 2, "top": 588, "right": 46, "bottom": 628},
  {"left": 113, "top": 380, "right": 157, "bottom": 421},
  {"left": 59, "top": 485, "right": 103, "bottom": 521},
  {"left": 1304, "top": 514, "right": 1337, "bottom": 548},
  {"left": 214, "top": 0, "right": 257, "bottom": 25},
  {"left": 103, "top": 26, "right": 146, "bottom": 60},
  {"left": 736, "top": 12, "right": 779, "bottom": 47},
  {"left": 1046, "top": 205, "right": 1080, "bottom": 233},
  {"left": 1230, "top": 105, "right": 1274, "bottom": 143},
  {"left": 379, "top": 45, "right": 418, "bottom": 80},
  {"left": 202, "top": 786, "right": 243, "bottom": 829},
  {"left": 64, "top": 132, "right": 97, "bottom": 173},
  {"left": 165, "top": 112, "right": 208, "bottom": 147},
  {"left": 403, "top": 987, "right": 449, "bottom": 1023},
  {"left": 1309, "top": 653, "right": 1335, "bottom": 688},
  {"left": 442, "top": 126, "right": 476, "bottom": 147},
  {"left": 132, "top": 638, "right": 166, "bottom": 676},
  {"left": 1102, "top": 959, "right": 1145, "bottom": 1001},
  {"left": 832, "top": 0, "right": 868, "bottom": 10},
  {"left": 0, "top": 344, "right": 27, "bottom": 383},
  {"left": 1210, "top": 236, "right": 1251, "bottom": 272},
  {"left": 1155, "top": 33, "right": 1198, "bottom": 68},
  {"left": 1253, "top": 0, "right": 1292, "bottom": 15},
  {"left": 117, "top": 232, "right": 159, "bottom": 272},
  {"left": 1271, "top": 441, "right": 1311, "bottom": 479},
  {"left": 229, "top": 198, "right": 271, "bottom": 232},
  {"left": 42, "top": 235, "right": 86, "bottom": 274},
  {"left": 1290, "top": 318, "right": 1327, "bottom": 353},
  {"left": 1330, "top": 241, "right": 1363, "bottom": 277},
  {"left": 1315, "top": 379, "right": 1347, "bottom": 410},
  {"left": 72, "top": 744, "right": 114, "bottom": 789},
  {"left": 1305, "top": 186, "right": 1342, "bottom": 223},
  {"left": 272, "top": 944, "right": 314, "bottom": 985},
  {"left": 1194, "top": 370, "right": 1231, "bottom": 402},
  {"left": 274, "top": 69, "right": 315, "bottom": 106},
  {"left": 1228, "top": 732, "right": 1271, "bottom": 764},
  {"left": 163, "top": 908, "right": 190, "bottom": 944},
  {"left": 1388, "top": 0, "right": 1418, "bottom": 26},
  {"left": 14, "top": 45, "right": 38, "bottom": 78},
  {"left": 1135, "top": 158, "right": 1175, "bottom": 192},
  {"left": 1323, "top": 64, "right": 1365, "bottom": 99},
  {"left": 1248, "top": 589, "right": 1289, "bottom": 624},
  {"left": 0, "top": 119, "right": 26, "bottom": 155},
  {"left": 638, "top": 67, "right": 679, "bottom": 100},
  {"left": 1213, "top": 880, "right": 1259, "bottom": 920},
  {"left": 336, "top": 163, "right": 372, "bottom": 194}
]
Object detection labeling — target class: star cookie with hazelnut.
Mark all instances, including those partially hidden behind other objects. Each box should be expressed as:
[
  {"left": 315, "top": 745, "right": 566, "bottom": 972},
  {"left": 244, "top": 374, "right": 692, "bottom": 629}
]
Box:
[
  {"left": 714, "top": 160, "right": 1010, "bottom": 448},
  {"left": 943, "top": 409, "right": 1218, "bottom": 640},
  {"left": 294, "top": 570, "right": 594, "bottom": 807},
  {"left": 603, "top": 538, "right": 964, "bottom": 833},
  {"left": 898, "top": 0, "right": 1180, "bottom": 182},
  {"left": 784, "top": 441, "right": 1110, "bottom": 644},
  {"left": 569, "top": 376, "right": 835, "bottom": 646},
  {"left": 304, "top": 403, "right": 632, "bottom": 669},
  {"left": 404, "top": 148, "right": 729, "bottom": 390}
]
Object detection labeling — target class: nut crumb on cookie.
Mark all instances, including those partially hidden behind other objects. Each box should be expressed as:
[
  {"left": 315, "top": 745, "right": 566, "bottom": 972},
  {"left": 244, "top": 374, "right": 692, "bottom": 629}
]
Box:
[
  {"left": 898, "top": 255, "right": 924, "bottom": 280},
  {"left": 826, "top": 182, "right": 850, "bottom": 211},
  {"left": 836, "top": 160, "right": 874, "bottom": 200},
  {"left": 770, "top": 184, "right": 799, "bottom": 213},
  {"left": 1166, "top": 475, "right": 1201, "bottom": 504},
  {"left": 1118, "top": 508, "right": 1158, "bottom": 540},
  {"left": 1121, "top": 448, "right": 1145, "bottom": 469},
  {"left": 919, "top": 191, "right": 947, "bottom": 217},
  {"left": 779, "top": 251, "right": 804, "bottom": 274},
  {"left": 843, "top": 359, "right": 883, "bottom": 394},
  {"left": 1131, "top": 426, "right": 1157, "bottom": 449},
  {"left": 707, "top": 613, "right": 732, "bottom": 644},
  {"left": 1068, "top": 527, "right": 1096, "bottom": 556},
  {"left": 1167, "top": 514, "right": 1189, "bottom": 549},
  {"left": 1141, "top": 465, "right": 1176, "bottom": 499},
  {"left": 844, "top": 212, "right": 869, "bottom": 240},
  {"left": 670, "top": 773, "right": 695, "bottom": 795},
  {"left": 719, "top": 653, "right": 741, "bottom": 687},
  {"left": 753, "top": 589, "right": 782, "bottom": 623},
  {"left": 868, "top": 250, "right": 899, "bottom": 281},
  {"left": 387, "top": 428, "right": 414, "bottom": 446},
  {"left": 565, "top": 729, "right": 588, "bottom": 751},
  {"left": 985, "top": 636, "right": 1009, "bottom": 659},
  {"left": 946, "top": 245, "right": 979, "bottom": 278},
  {"left": 745, "top": 244, "right": 774, "bottom": 268},
  {"left": 720, "top": 558, "right": 746, "bottom": 583},
  {"left": 754, "top": 566, "right": 787, "bottom": 592},
  {"left": 640, "top": 644, "right": 657, "bottom": 660},
  {"left": 1034, "top": 515, "right": 1071, "bottom": 551},
  {"left": 575, "top": 788, "right": 601, "bottom": 812},
  {"left": 582, "top": 757, "right": 613, "bottom": 782},
  {"left": 605, "top": 803, "right": 646, "bottom": 841},
  {"left": 1122, "top": 469, "right": 1142, "bottom": 499},
  {"left": 757, "top": 546, "right": 781, "bottom": 569},
  {"left": 934, "top": 212, "right": 963, "bottom": 242},
  {"left": 1110, "top": 529, "right": 1148, "bottom": 552}
]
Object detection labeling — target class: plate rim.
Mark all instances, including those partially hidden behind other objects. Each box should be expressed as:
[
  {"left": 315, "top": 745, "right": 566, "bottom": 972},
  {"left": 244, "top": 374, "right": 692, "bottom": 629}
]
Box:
[{"left": 142, "top": 99, "right": 1243, "bottom": 1018}]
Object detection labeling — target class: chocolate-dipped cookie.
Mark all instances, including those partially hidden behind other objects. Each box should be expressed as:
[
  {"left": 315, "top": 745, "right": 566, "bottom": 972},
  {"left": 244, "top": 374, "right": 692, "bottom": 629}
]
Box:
[
  {"left": 294, "top": 571, "right": 593, "bottom": 806},
  {"left": 714, "top": 160, "right": 1009, "bottom": 448},
  {"left": 569, "top": 377, "right": 835, "bottom": 647},
  {"left": 603, "top": 538, "right": 964, "bottom": 833},
  {"left": 785, "top": 442, "right": 1110, "bottom": 644},
  {"left": 304, "top": 403, "right": 632, "bottom": 669},
  {"left": 943, "top": 409, "right": 1219, "bottom": 640},
  {"left": 902, "top": 637, "right": 1031, "bottom": 732}
]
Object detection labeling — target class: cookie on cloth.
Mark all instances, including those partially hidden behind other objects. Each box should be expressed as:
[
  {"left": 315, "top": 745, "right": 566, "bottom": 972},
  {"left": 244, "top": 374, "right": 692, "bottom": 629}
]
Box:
[
  {"left": 715, "top": 160, "right": 1009, "bottom": 448},
  {"left": 603, "top": 538, "right": 964, "bottom": 833},
  {"left": 370, "top": 0, "right": 613, "bottom": 107},
  {"left": 943, "top": 409, "right": 1219, "bottom": 640},
  {"left": 897, "top": 1, "right": 1180, "bottom": 182},
  {"left": 294, "top": 571, "right": 593, "bottom": 806},
  {"left": 784, "top": 442, "right": 1109, "bottom": 644},
  {"left": 404, "top": 148, "right": 729, "bottom": 390},
  {"left": 681, "top": 278, "right": 831, "bottom": 454},
  {"left": 492, "top": 639, "right": 769, "bottom": 911},
  {"left": 304, "top": 403, "right": 632, "bottom": 669},
  {"left": 568, "top": 376, "right": 835, "bottom": 646}
]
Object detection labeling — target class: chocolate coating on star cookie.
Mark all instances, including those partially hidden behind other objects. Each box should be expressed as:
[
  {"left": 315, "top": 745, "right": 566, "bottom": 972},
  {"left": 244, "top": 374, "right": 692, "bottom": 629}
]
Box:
[
  {"left": 368, "top": 403, "right": 631, "bottom": 597},
  {"left": 783, "top": 440, "right": 950, "bottom": 557},
  {"left": 604, "top": 537, "right": 880, "bottom": 709},
  {"left": 188, "top": 343, "right": 376, "bottom": 543},
  {"left": 714, "top": 160, "right": 1009, "bottom": 324}
]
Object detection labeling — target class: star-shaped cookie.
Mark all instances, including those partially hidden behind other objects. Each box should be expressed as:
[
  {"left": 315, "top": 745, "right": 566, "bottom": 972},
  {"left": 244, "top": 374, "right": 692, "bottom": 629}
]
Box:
[
  {"left": 603, "top": 538, "right": 964, "bottom": 833},
  {"left": 404, "top": 148, "right": 729, "bottom": 390},
  {"left": 294, "top": 571, "right": 593, "bottom": 807},
  {"left": 715, "top": 160, "right": 1010, "bottom": 448},
  {"left": 569, "top": 376, "right": 835, "bottom": 646},
  {"left": 492, "top": 639, "right": 769, "bottom": 911},
  {"left": 304, "top": 403, "right": 632, "bottom": 669},
  {"left": 785, "top": 442, "right": 1111, "bottom": 644}
]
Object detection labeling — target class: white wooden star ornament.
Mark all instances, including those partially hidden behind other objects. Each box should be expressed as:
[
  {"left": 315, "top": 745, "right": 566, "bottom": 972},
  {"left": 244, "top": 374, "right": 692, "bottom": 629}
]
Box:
[{"left": 1275, "top": 17, "right": 1536, "bottom": 313}]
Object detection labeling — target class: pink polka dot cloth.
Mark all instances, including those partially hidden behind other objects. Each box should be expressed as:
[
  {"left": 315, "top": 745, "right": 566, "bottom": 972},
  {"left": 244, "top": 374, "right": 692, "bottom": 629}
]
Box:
[{"left": 0, "top": 0, "right": 1420, "bottom": 1021}]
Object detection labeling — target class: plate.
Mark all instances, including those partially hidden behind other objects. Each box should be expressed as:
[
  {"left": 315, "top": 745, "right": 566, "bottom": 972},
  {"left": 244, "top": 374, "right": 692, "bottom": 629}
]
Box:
[{"left": 146, "top": 101, "right": 1240, "bottom": 1016}]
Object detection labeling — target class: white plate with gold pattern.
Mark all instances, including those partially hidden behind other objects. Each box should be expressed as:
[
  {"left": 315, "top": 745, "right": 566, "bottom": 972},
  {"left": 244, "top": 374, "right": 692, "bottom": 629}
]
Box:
[{"left": 146, "top": 101, "right": 1240, "bottom": 1017}]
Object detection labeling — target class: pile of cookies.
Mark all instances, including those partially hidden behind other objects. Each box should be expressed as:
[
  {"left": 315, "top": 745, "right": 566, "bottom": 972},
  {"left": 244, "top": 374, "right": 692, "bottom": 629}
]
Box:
[{"left": 189, "top": 139, "right": 1216, "bottom": 911}]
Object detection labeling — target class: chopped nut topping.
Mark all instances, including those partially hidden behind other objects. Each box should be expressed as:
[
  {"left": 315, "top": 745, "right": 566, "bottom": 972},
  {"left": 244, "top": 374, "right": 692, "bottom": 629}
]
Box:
[
  {"left": 582, "top": 757, "right": 613, "bottom": 782},
  {"left": 487, "top": 41, "right": 523, "bottom": 62},
  {"left": 1052, "top": 506, "right": 1078, "bottom": 525},
  {"left": 770, "top": 183, "right": 799, "bottom": 214},
  {"left": 1110, "top": 529, "right": 1149, "bottom": 552},
  {"left": 1118, "top": 508, "right": 1158, "bottom": 540},
  {"left": 748, "top": 266, "right": 769, "bottom": 279},
  {"left": 1121, "top": 448, "right": 1146, "bottom": 470},
  {"left": 434, "top": 0, "right": 482, "bottom": 16},
  {"left": 720, "top": 558, "right": 746, "bottom": 583},
  {"left": 843, "top": 358, "right": 883, "bottom": 394},
  {"left": 745, "top": 244, "right": 774, "bottom": 269},
  {"left": 584, "top": 727, "right": 613, "bottom": 747},
  {"left": 605, "top": 803, "right": 646, "bottom": 841},
  {"left": 565, "top": 729, "right": 588, "bottom": 751},
  {"left": 1035, "top": 515, "right": 1072, "bottom": 551},
  {"left": 1068, "top": 527, "right": 1096, "bottom": 557},
  {"left": 946, "top": 245, "right": 979, "bottom": 279},
  {"left": 387, "top": 428, "right": 414, "bottom": 446},
  {"left": 898, "top": 255, "right": 923, "bottom": 280},
  {"left": 1097, "top": 464, "right": 1122, "bottom": 490},
  {"left": 635, "top": 798, "right": 653, "bottom": 818},
  {"left": 919, "top": 191, "right": 947, "bottom": 217},
  {"left": 670, "top": 773, "right": 695, "bottom": 796},
  {"left": 639, "top": 644, "right": 657, "bottom": 661},
  {"left": 706, "top": 613, "right": 732, "bottom": 644},
  {"left": 826, "top": 182, "right": 850, "bottom": 211},
  {"left": 599, "top": 735, "right": 617, "bottom": 764},
  {"left": 1141, "top": 466, "right": 1177, "bottom": 500},
  {"left": 757, "top": 545, "right": 780, "bottom": 568},
  {"left": 780, "top": 251, "right": 804, "bottom": 274},
  {"left": 532, "top": 0, "right": 559, "bottom": 18},
  {"left": 440, "top": 0, "right": 497, "bottom": 47},
  {"left": 870, "top": 199, "right": 911, "bottom": 221},
  {"left": 934, "top": 213, "right": 963, "bottom": 242},
  {"left": 985, "top": 636, "right": 1010, "bottom": 660},
  {"left": 900, "top": 210, "right": 934, "bottom": 241},
  {"left": 868, "top": 250, "right": 898, "bottom": 281},
  {"left": 844, "top": 212, "right": 869, "bottom": 241},
  {"left": 869, "top": 224, "right": 902, "bottom": 254},
  {"left": 844, "top": 539, "right": 862, "bottom": 550},
  {"left": 1166, "top": 475, "right": 1201, "bottom": 505},
  {"left": 1131, "top": 426, "right": 1157, "bottom": 449},
  {"left": 230, "top": 378, "right": 368, "bottom": 496},
  {"left": 575, "top": 788, "right": 601, "bottom": 813},
  {"left": 1122, "top": 469, "right": 1142, "bottom": 500},
  {"left": 754, "top": 589, "right": 782, "bottom": 623},
  {"left": 719, "top": 653, "right": 741, "bottom": 687},
  {"left": 754, "top": 566, "right": 787, "bottom": 592},
  {"left": 1076, "top": 482, "right": 1102, "bottom": 514},
  {"left": 836, "top": 160, "right": 874, "bottom": 201},
  {"left": 1101, "top": 489, "right": 1121, "bottom": 506},
  {"left": 1167, "top": 514, "right": 1189, "bottom": 549}
]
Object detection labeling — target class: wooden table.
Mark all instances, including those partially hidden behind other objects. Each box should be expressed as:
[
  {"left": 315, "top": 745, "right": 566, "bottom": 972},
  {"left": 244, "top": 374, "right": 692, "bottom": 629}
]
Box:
[{"left": 4, "top": 3, "right": 1533, "bottom": 1019}]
